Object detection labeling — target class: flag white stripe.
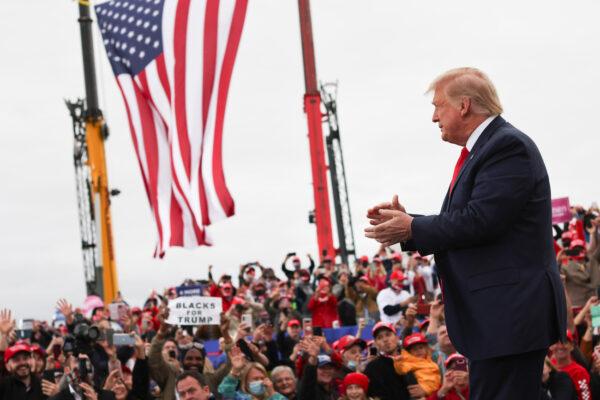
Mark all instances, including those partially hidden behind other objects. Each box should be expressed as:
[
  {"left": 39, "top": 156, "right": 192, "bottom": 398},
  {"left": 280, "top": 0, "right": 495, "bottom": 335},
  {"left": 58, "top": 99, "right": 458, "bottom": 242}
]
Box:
[
  {"left": 186, "top": 0, "right": 208, "bottom": 226},
  {"left": 201, "top": 0, "right": 236, "bottom": 222}
]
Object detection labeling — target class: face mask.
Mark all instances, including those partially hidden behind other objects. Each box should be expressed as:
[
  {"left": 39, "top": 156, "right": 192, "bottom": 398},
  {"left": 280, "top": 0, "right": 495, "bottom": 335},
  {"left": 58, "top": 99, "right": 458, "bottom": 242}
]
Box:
[
  {"left": 347, "top": 360, "right": 357, "bottom": 370},
  {"left": 248, "top": 380, "right": 265, "bottom": 396}
]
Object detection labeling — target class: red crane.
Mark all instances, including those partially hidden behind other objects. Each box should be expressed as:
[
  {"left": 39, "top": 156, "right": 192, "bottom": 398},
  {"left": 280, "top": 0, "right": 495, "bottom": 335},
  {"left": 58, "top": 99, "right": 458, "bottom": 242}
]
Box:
[{"left": 297, "top": 0, "right": 336, "bottom": 262}]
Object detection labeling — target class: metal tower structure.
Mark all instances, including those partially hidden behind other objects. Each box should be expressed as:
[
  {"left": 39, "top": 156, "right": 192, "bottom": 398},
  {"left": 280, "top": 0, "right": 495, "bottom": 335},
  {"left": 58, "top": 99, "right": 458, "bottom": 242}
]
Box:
[
  {"left": 321, "top": 83, "right": 356, "bottom": 265},
  {"left": 66, "top": 2, "right": 119, "bottom": 301}
]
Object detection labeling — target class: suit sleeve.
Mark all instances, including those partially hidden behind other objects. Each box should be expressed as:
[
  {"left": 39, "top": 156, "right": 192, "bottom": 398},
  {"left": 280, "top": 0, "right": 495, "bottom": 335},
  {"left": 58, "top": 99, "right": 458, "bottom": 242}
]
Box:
[{"left": 411, "top": 135, "right": 535, "bottom": 255}]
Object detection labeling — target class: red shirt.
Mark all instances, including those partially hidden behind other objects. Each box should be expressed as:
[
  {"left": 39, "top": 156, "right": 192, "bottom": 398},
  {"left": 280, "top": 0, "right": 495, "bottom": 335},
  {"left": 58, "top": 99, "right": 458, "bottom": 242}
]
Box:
[
  {"left": 307, "top": 294, "right": 339, "bottom": 328},
  {"left": 208, "top": 284, "right": 233, "bottom": 312},
  {"left": 558, "top": 360, "right": 591, "bottom": 400}
]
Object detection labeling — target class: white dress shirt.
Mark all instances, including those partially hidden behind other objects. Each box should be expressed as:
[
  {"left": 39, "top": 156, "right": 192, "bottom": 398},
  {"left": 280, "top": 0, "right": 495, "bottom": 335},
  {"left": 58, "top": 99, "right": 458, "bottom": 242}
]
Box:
[{"left": 465, "top": 115, "right": 497, "bottom": 152}]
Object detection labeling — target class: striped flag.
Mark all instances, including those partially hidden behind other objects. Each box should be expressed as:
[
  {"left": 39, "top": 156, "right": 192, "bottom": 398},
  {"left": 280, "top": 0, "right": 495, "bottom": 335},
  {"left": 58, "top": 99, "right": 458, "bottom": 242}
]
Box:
[{"left": 95, "top": 0, "right": 247, "bottom": 256}]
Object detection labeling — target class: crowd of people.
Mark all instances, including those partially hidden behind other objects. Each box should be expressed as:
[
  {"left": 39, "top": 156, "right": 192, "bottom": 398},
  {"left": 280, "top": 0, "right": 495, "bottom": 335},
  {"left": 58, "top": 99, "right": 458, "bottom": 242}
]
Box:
[{"left": 0, "top": 206, "right": 598, "bottom": 400}]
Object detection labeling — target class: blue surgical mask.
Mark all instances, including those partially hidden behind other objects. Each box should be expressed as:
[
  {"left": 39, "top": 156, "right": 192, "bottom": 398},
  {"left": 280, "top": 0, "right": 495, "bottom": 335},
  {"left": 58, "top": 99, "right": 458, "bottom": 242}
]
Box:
[{"left": 248, "top": 380, "right": 265, "bottom": 396}]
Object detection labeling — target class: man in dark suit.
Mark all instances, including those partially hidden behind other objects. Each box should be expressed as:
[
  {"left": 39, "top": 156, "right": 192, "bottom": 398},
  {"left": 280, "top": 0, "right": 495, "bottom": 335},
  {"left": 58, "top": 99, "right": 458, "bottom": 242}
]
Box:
[{"left": 365, "top": 67, "right": 567, "bottom": 399}]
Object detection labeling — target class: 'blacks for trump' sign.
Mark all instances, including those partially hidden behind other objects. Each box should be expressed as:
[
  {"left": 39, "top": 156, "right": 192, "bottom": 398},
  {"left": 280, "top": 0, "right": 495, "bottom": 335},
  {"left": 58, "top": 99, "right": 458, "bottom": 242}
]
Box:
[{"left": 167, "top": 296, "right": 222, "bottom": 325}]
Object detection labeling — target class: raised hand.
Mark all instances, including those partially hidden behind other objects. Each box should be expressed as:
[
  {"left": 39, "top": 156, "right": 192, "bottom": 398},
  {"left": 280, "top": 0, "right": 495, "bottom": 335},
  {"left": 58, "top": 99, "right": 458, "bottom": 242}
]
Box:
[
  {"left": 305, "top": 338, "right": 321, "bottom": 358},
  {"left": 220, "top": 313, "right": 232, "bottom": 344},
  {"left": 429, "top": 300, "right": 445, "bottom": 321},
  {"left": 41, "top": 379, "right": 59, "bottom": 397},
  {"left": 235, "top": 322, "right": 251, "bottom": 342},
  {"left": 0, "top": 309, "right": 15, "bottom": 335},
  {"left": 80, "top": 382, "right": 98, "bottom": 400},
  {"left": 102, "top": 369, "right": 120, "bottom": 391},
  {"left": 438, "top": 370, "right": 456, "bottom": 396},
  {"left": 229, "top": 346, "right": 247, "bottom": 374},
  {"left": 157, "top": 306, "right": 171, "bottom": 337},
  {"left": 56, "top": 299, "right": 74, "bottom": 323}
]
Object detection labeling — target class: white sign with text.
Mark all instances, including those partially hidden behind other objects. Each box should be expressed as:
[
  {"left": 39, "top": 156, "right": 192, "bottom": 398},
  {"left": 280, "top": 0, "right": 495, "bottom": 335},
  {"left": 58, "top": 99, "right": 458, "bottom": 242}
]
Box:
[{"left": 167, "top": 296, "right": 222, "bottom": 325}]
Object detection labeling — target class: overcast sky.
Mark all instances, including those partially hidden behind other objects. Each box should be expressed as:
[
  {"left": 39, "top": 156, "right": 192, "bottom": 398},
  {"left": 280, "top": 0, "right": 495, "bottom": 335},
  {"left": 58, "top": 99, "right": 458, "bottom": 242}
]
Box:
[{"left": 1, "top": 0, "right": 599, "bottom": 319}]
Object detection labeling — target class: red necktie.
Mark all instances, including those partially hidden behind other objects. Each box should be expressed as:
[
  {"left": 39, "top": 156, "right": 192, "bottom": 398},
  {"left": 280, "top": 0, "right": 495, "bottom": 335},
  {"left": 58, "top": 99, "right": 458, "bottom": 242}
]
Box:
[{"left": 449, "top": 147, "right": 470, "bottom": 193}]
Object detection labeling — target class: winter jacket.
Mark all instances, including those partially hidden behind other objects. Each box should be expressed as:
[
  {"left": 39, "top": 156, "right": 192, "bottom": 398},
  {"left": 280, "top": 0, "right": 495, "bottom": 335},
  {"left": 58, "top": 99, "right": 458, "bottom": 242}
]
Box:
[
  {"left": 307, "top": 295, "right": 339, "bottom": 328},
  {"left": 393, "top": 349, "right": 441, "bottom": 396}
]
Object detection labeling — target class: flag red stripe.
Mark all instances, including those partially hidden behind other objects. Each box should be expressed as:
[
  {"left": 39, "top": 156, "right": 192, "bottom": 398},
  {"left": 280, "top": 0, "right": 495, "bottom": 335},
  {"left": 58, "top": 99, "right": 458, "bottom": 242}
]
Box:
[
  {"left": 115, "top": 80, "right": 151, "bottom": 204},
  {"left": 134, "top": 71, "right": 165, "bottom": 251},
  {"left": 169, "top": 191, "right": 184, "bottom": 247},
  {"left": 173, "top": 0, "right": 192, "bottom": 180},
  {"left": 202, "top": 0, "right": 218, "bottom": 129},
  {"left": 155, "top": 54, "right": 171, "bottom": 102},
  {"left": 212, "top": 0, "right": 248, "bottom": 216}
]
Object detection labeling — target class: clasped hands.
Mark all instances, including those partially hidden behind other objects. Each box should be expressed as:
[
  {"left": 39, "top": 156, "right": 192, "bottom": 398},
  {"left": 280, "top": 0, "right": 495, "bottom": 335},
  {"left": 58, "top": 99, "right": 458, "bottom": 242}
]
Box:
[{"left": 364, "top": 194, "right": 413, "bottom": 246}]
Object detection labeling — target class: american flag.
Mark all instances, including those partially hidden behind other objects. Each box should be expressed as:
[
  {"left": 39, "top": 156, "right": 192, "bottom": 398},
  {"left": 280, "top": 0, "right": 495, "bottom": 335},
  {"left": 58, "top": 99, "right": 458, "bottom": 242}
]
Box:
[{"left": 95, "top": 0, "right": 248, "bottom": 256}]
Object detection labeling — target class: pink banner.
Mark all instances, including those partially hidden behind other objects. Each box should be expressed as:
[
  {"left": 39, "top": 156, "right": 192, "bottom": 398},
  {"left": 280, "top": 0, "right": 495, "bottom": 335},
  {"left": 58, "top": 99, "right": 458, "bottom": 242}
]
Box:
[{"left": 552, "top": 197, "right": 571, "bottom": 224}]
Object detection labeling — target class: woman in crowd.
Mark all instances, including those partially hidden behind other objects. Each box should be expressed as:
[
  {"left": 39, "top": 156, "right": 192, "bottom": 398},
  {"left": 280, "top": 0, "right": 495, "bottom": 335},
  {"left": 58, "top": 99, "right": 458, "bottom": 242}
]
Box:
[
  {"left": 271, "top": 366, "right": 297, "bottom": 400},
  {"left": 218, "top": 347, "right": 285, "bottom": 400}
]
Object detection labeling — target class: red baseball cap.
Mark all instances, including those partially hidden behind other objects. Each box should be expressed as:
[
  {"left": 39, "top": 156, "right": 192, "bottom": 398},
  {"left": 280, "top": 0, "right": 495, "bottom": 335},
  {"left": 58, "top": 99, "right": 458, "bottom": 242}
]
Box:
[
  {"left": 4, "top": 343, "right": 31, "bottom": 363},
  {"left": 335, "top": 335, "right": 367, "bottom": 352},
  {"left": 372, "top": 321, "right": 396, "bottom": 337},
  {"left": 287, "top": 319, "right": 301, "bottom": 328},
  {"left": 444, "top": 353, "right": 467, "bottom": 368},
  {"left": 358, "top": 276, "right": 370, "bottom": 284},
  {"left": 390, "top": 270, "right": 405, "bottom": 282},
  {"left": 392, "top": 253, "right": 402, "bottom": 262},
  {"left": 30, "top": 344, "right": 47, "bottom": 358},
  {"left": 403, "top": 333, "right": 428, "bottom": 349},
  {"left": 359, "top": 255, "right": 369, "bottom": 263},
  {"left": 570, "top": 239, "right": 586, "bottom": 249},
  {"left": 418, "top": 319, "right": 430, "bottom": 331},
  {"left": 292, "top": 256, "right": 301, "bottom": 263}
]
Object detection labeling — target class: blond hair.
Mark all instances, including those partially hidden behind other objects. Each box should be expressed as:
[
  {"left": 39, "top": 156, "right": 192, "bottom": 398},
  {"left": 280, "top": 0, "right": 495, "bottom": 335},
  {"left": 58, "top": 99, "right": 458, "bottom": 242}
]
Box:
[
  {"left": 427, "top": 67, "right": 503, "bottom": 116},
  {"left": 240, "top": 362, "right": 268, "bottom": 397}
]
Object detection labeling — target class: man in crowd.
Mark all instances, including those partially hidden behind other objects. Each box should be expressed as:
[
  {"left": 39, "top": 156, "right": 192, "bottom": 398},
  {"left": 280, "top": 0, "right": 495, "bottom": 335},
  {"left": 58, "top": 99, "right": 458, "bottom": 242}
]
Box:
[
  {"left": 366, "top": 67, "right": 566, "bottom": 399},
  {"left": 175, "top": 371, "right": 212, "bottom": 400},
  {"left": 0, "top": 343, "right": 45, "bottom": 399},
  {"left": 363, "top": 322, "right": 410, "bottom": 399},
  {"left": 377, "top": 270, "right": 412, "bottom": 324},
  {"left": 550, "top": 331, "right": 591, "bottom": 400}
]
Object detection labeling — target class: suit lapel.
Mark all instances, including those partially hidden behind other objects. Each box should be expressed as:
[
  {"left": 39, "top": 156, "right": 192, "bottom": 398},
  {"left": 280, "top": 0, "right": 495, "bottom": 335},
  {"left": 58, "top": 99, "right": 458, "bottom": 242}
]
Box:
[{"left": 444, "top": 116, "right": 506, "bottom": 209}]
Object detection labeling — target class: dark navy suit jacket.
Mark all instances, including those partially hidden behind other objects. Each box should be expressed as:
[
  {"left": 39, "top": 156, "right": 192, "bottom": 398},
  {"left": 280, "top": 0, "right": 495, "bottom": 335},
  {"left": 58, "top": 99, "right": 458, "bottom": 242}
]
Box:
[{"left": 404, "top": 116, "right": 566, "bottom": 361}]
